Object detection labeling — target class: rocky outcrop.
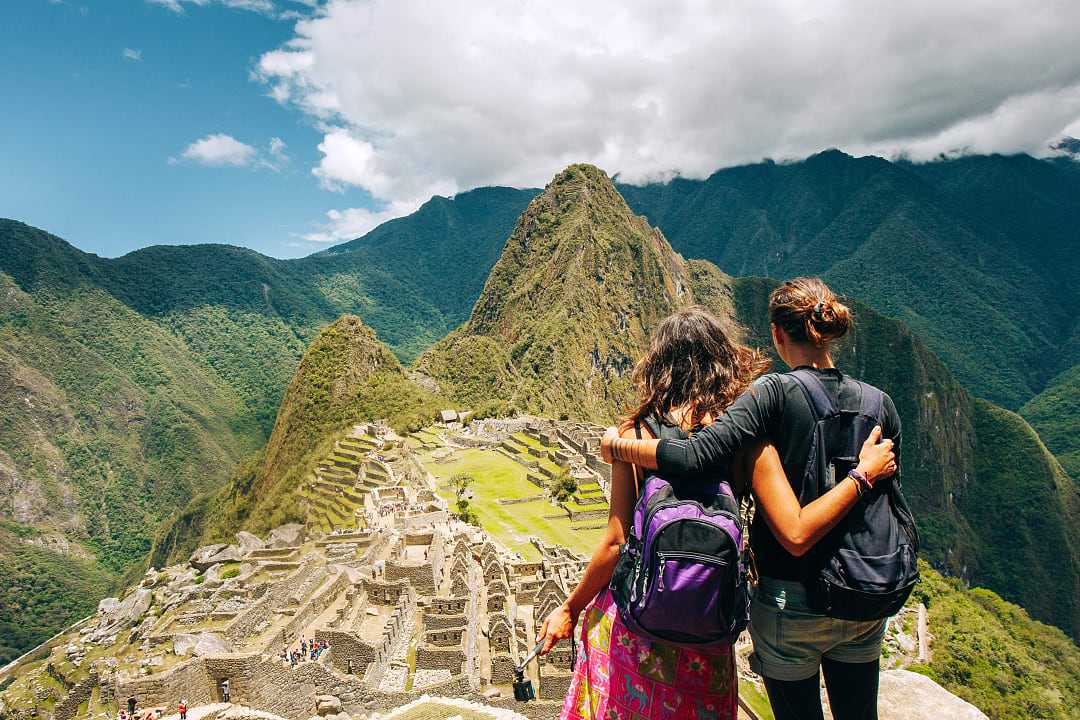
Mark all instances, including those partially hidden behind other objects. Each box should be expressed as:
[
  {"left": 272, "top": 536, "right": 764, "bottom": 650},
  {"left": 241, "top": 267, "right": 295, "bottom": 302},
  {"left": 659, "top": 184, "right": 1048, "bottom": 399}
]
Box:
[
  {"left": 191, "top": 544, "right": 245, "bottom": 572},
  {"left": 314, "top": 696, "right": 341, "bottom": 716},
  {"left": 173, "top": 632, "right": 233, "bottom": 658},
  {"left": 877, "top": 670, "right": 987, "bottom": 719},
  {"left": 236, "top": 532, "right": 266, "bottom": 554},
  {"left": 88, "top": 588, "right": 152, "bottom": 642},
  {"left": 268, "top": 524, "right": 306, "bottom": 549}
]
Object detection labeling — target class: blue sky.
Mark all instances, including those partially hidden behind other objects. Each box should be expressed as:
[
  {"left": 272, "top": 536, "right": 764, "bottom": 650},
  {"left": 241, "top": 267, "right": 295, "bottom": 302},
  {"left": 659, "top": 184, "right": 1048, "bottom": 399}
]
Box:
[
  {"left": 1, "top": 0, "right": 377, "bottom": 259},
  {"left": 4, "top": 1, "right": 1080, "bottom": 260}
]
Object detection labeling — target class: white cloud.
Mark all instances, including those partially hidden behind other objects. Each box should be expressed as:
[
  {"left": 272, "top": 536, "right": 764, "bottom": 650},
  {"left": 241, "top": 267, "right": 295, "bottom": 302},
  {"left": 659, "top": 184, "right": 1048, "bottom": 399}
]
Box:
[
  {"left": 174, "top": 134, "right": 294, "bottom": 170},
  {"left": 257, "top": 0, "right": 1080, "bottom": 236},
  {"left": 122, "top": 48, "right": 142, "bottom": 62},
  {"left": 179, "top": 133, "right": 258, "bottom": 167},
  {"left": 260, "top": 136, "right": 291, "bottom": 171},
  {"left": 301, "top": 200, "right": 428, "bottom": 243},
  {"left": 146, "top": 0, "right": 184, "bottom": 11}
]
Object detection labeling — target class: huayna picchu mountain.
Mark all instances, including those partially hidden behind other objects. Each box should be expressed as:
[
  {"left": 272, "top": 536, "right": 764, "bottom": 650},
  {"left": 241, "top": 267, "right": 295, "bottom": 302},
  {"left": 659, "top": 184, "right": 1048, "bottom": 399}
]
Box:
[{"left": 416, "top": 164, "right": 699, "bottom": 420}]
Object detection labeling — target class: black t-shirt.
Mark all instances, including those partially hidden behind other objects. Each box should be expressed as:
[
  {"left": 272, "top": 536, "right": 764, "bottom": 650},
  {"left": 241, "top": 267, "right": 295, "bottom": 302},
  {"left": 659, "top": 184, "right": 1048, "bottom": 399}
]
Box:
[{"left": 655, "top": 366, "right": 902, "bottom": 580}]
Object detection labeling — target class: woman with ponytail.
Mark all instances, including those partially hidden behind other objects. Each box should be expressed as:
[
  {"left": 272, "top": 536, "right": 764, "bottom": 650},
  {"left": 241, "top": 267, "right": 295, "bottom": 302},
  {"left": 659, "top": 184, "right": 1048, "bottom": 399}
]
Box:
[{"left": 601, "top": 277, "right": 903, "bottom": 720}]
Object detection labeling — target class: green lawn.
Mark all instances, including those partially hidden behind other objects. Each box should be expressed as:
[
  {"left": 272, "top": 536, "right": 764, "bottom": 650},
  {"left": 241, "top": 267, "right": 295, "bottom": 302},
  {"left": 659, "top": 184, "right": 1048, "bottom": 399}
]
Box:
[
  {"left": 740, "top": 682, "right": 775, "bottom": 720},
  {"left": 420, "top": 447, "right": 603, "bottom": 559},
  {"left": 511, "top": 431, "right": 556, "bottom": 452}
]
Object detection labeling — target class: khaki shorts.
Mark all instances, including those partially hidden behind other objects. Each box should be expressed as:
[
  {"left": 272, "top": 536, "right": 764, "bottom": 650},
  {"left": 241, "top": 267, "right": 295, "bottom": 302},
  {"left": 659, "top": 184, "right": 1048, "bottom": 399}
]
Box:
[{"left": 749, "top": 577, "right": 887, "bottom": 682}]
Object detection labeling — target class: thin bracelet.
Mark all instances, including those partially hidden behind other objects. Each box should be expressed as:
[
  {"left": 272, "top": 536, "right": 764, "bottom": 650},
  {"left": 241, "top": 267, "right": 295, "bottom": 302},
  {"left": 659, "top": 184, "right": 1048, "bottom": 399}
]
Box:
[
  {"left": 849, "top": 474, "right": 864, "bottom": 498},
  {"left": 848, "top": 469, "right": 870, "bottom": 496}
]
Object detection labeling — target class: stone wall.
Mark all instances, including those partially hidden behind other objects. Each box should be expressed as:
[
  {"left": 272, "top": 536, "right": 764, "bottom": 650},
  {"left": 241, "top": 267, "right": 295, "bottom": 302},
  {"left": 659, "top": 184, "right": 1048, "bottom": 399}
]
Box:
[
  {"left": 385, "top": 562, "right": 435, "bottom": 595},
  {"left": 539, "top": 670, "right": 573, "bottom": 700},
  {"left": 53, "top": 671, "right": 98, "bottom": 720},
  {"left": 414, "top": 646, "right": 465, "bottom": 673},
  {"left": 489, "top": 654, "right": 516, "bottom": 685},
  {"left": 277, "top": 572, "right": 349, "bottom": 651},
  {"left": 362, "top": 579, "right": 409, "bottom": 605},
  {"left": 393, "top": 510, "right": 448, "bottom": 530},
  {"left": 314, "top": 629, "right": 376, "bottom": 676},
  {"left": 225, "top": 565, "right": 317, "bottom": 645},
  {"left": 424, "top": 626, "right": 465, "bottom": 647},
  {"left": 429, "top": 597, "right": 467, "bottom": 615},
  {"left": 115, "top": 657, "right": 215, "bottom": 710},
  {"left": 422, "top": 613, "right": 467, "bottom": 630}
]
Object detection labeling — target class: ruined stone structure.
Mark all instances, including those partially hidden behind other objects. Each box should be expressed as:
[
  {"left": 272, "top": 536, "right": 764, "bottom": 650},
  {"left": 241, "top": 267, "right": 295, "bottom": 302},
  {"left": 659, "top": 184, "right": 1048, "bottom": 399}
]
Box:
[{"left": 0, "top": 415, "right": 647, "bottom": 720}]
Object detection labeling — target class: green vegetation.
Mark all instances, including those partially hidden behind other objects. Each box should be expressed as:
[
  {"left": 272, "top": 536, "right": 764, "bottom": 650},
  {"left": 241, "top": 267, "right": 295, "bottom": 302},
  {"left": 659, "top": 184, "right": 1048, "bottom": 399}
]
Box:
[
  {"left": 421, "top": 446, "right": 603, "bottom": 558},
  {"left": 417, "top": 167, "right": 1080, "bottom": 641},
  {"left": 547, "top": 471, "right": 578, "bottom": 503},
  {"left": 219, "top": 562, "right": 241, "bottom": 580},
  {"left": 619, "top": 150, "right": 1080, "bottom": 412},
  {"left": 0, "top": 528, "right": 113, "bottom": 664},
  {"left": 912, "top": 562, "right": 1080, "bottom": 720},
  {"left": 3, "top": 151, "right": 1080, "bottom": 661},
  {"left": 959, "top": 401, "right": 1079, "bottom": 637},
  {"left": 448, "top": 472, "right": 479, "bottom": 525},
  {"left": 1021, "top": 360, "right": 1080, "bottom": 478},
  {"left": 417, "top": 164, "right": 692, "bottom": 423}
]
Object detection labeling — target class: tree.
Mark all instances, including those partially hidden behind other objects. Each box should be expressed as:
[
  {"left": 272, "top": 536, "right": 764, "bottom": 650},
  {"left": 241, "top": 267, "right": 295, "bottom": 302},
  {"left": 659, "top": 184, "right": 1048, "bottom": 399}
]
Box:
[
  {"left": 547, "top": 471, "right": 577, "bottom": 503},
  {"left": 449, "top": 473, "right": 479, "bottom": 525}
]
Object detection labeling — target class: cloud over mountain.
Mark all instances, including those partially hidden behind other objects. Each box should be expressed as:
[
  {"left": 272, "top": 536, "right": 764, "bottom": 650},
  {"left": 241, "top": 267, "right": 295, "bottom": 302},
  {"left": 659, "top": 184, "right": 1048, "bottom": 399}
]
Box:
[{"left": 258, "top": 0, "right": 1080, "bottom": 234}]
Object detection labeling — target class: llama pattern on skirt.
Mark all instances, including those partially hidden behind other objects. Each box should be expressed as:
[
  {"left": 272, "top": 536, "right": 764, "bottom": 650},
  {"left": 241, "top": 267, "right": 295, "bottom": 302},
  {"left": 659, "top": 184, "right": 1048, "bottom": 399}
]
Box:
[{"left": 560, "top": 589, "right": 737, "bottom": 720}]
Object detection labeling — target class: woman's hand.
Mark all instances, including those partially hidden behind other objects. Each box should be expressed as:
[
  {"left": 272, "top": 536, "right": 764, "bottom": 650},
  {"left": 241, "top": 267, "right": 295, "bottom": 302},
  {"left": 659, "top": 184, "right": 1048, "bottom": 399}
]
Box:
[
  {"left": 537, "top": 602, "right": 577, "bottom": 654},
  {"left": 856, "top": 425, "right": 896, "bottom": 485},
  {"left": 601, "top": 426, "right": 619, "bottom": 463}
]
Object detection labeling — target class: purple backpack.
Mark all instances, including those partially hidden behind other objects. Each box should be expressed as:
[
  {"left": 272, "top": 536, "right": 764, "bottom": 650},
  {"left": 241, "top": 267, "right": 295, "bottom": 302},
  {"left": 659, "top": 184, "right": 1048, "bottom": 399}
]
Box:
[{"left": 609, "top": 416, "right": 748, "bottom": 648}]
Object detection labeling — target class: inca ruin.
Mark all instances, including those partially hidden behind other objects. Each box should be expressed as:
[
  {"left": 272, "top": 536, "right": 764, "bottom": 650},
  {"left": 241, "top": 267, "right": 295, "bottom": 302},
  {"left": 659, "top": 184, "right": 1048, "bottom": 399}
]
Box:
[{"left": 0, "top": 416, "right": 618, "bottom": 720}]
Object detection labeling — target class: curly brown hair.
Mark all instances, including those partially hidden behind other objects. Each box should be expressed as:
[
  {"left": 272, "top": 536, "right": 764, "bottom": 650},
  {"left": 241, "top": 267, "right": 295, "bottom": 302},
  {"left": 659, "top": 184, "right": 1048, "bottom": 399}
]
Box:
[{"left": 628, "top": 305, "right": 770, "bottom": 428}]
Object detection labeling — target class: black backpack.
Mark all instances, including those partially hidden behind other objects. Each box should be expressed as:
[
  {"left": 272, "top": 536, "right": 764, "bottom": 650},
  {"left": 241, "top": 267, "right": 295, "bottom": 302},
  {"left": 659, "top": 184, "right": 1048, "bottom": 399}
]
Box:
[{"left": 788, "top": 369, "right": 919, "bottom": 620}]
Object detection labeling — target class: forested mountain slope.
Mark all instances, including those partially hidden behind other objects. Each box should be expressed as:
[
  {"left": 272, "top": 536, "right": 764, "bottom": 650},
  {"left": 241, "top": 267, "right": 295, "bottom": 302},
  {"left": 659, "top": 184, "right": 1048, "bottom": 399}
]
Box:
[
  {"left": 618, "top": 150, "right": 1080, "bottom": 411},
  {"left": 1021, "top": 360, "right": 1080, "bottom": 478}
]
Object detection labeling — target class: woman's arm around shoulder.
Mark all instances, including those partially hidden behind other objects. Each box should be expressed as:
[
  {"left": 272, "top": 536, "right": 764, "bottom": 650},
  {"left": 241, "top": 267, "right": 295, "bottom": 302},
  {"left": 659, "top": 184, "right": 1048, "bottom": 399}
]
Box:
[
  {"left": 750, "top": 425, "right": 897, "bottom": 557},
  {"left": 601, "top": 373, "right": 786, "bottom": 473}
]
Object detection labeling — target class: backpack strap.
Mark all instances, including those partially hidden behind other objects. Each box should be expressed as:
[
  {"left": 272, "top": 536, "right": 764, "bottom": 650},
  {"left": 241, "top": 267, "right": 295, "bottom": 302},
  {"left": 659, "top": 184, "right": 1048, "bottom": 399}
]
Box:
[
  {"left": 857, "top": 381, "right": 885, "bottom": 422},
  {"left": 630, "top": 420, "right": 643, "bottom": 501},
  {"left": 788, "top": 368, "right": 839, "bottom": 420}
]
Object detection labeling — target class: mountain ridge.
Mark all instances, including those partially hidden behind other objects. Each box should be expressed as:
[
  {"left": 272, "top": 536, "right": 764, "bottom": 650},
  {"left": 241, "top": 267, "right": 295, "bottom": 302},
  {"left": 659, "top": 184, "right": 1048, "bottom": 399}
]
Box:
[{"left": 2, "top": 149, "right": 1078, "bottom": 659}]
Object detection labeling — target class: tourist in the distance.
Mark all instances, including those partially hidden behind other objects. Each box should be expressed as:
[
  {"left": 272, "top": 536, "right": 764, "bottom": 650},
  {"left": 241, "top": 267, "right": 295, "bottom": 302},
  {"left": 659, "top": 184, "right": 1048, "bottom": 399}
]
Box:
[
  {"left": 178, "top": 699, "right": 187, "bottom": 720},
  {"left": 537, "top": 304, "right": 897, "bottom": 720},
  {"left": 599, "top": 279, "right": 903, "bottom": 720}
]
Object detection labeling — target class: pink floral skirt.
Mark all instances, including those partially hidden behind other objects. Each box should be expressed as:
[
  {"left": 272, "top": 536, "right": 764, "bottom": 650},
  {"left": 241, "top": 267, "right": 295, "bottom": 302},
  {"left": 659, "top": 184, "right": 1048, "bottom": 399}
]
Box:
[{"left": 560, "top": 589, "right": 738, "bottom": 720}]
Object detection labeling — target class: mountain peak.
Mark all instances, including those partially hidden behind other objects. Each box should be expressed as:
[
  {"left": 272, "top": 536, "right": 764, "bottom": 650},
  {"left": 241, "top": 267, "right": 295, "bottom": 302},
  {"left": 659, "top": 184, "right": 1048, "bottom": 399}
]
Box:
[{"left": 416, "top": 163, "right": 701, "bottom": 420}]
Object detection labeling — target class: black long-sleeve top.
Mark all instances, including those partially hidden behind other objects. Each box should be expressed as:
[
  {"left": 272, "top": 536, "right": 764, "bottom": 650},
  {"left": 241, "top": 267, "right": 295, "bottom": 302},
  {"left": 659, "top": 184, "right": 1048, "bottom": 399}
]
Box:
[{"left": 656, "top": 366, "right": 902, "bottom": 580}]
